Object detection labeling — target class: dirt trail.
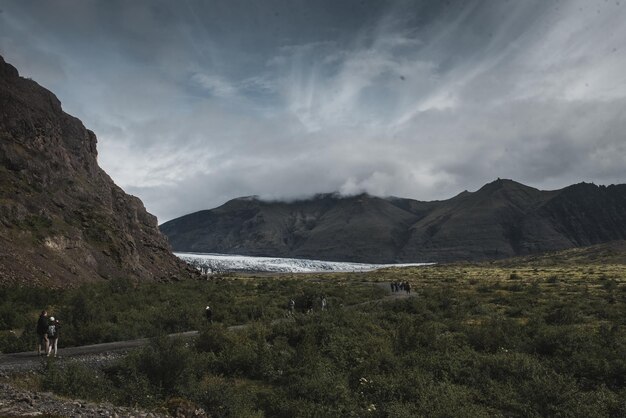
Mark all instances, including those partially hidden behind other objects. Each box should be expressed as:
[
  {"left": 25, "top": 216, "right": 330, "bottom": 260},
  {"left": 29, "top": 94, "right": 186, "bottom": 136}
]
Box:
[
  {"left": 1, "top": 282, "right": 416, "bottom": 369},
  {"left": 0, "top": 331, "right": 200, "bottom": 369}
]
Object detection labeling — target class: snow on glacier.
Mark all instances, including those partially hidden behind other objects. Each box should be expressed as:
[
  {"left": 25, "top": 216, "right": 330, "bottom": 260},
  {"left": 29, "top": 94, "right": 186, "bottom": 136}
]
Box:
[{"left": 175, "top": 252, "right": 432, "bottom": 274}]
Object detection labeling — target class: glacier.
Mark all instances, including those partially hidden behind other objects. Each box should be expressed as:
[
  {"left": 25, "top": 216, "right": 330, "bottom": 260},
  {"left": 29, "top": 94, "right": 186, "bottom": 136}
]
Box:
[{"left": 175, "top": 252, "right": 433, "bottom": 274}]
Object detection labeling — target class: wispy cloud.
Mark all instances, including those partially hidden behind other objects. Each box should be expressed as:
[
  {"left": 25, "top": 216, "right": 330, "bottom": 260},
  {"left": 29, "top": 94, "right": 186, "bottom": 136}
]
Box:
[
  {"left": 1, "top": 0, "right": 625, "bottom": 221},
  {"left": 191, "top": 72, "right": 238, "bottom": 98}
]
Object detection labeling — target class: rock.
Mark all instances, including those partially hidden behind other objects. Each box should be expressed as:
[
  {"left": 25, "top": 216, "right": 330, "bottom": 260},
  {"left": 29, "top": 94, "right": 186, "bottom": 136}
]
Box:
[
  {"left": 0, "top": 54, "right": 200, "bottom": 286},
  {"left": 0, "top": 382, "right": 171, "bottom": 418}
]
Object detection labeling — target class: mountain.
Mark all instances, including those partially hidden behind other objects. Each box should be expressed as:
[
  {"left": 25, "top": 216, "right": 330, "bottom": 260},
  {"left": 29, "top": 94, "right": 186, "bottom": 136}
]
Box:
[
  {"left": 160, "top": 179, "right": 626, "bottom": 263},
  {"left": 0, "top": 55, "right": 197, "bottom": 285}
]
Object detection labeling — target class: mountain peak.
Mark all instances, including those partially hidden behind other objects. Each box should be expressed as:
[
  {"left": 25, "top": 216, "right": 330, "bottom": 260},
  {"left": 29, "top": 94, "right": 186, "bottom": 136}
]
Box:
[
  {"left": 485, "top": 178, "right": 525, "bottom": 188},
  {"left": 474, "top": 178, "right": 540, "bottom": 195},
  {"left": 0, "top": 55, "right": 19, "bottom": 78},
  {"left": 161, "top": 178, "right": 626, "bottom": 264}
]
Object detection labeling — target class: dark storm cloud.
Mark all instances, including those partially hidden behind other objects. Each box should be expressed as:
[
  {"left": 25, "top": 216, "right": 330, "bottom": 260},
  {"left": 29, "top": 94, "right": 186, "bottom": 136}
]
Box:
[{"left": 1, "top": 0, "right": 625, "bottom": 221}]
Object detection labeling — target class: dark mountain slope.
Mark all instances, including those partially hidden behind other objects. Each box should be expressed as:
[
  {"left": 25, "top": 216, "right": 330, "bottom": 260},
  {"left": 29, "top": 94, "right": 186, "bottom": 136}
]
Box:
[
  {"left": 161, "top": 179, "right": 626, "bottom": 263},
  {"left": 161, "top": 194, "right": 425, "bottom": 262},
  {"left": 399, "top": 179, "right": 558, "bottom": 261},
  {"left": 537, "top": 183, "right": 626, "bottom": 246},
  {"left": 0, "top": 55, "right": 196, "bottom": 285}
]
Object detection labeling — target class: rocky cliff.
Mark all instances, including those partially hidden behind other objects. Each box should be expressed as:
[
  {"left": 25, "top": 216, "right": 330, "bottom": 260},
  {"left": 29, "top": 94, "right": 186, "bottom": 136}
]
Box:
[
  {"left": 161, "top": 180, "right": 626, "bottom": 263},
  {"left": 0, "top": 55, "right": 196, "bottom": 285}
]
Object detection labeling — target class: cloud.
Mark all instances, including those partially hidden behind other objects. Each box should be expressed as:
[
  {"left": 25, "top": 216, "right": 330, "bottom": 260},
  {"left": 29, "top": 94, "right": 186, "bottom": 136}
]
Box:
[
  {"left": 1, "top": 0, "right": 625, "bottom": 222},
  {"left": 191, "top": 72, "right": 238, "bottom": 98}
]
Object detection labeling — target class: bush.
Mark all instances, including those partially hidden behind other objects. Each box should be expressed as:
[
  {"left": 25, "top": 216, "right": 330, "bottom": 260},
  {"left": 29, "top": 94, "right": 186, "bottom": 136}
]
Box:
[{"left": 42, "top": 360, "right": 109, "bottom": 401}]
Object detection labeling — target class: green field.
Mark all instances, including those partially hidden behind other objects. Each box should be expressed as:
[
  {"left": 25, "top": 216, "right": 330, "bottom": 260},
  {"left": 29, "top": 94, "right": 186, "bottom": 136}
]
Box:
[{"left": 2, "top": 260, "right": 626, "bottom": 417}]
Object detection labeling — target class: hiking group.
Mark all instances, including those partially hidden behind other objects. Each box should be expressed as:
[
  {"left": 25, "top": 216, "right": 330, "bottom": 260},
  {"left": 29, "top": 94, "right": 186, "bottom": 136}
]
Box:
[
  {"left": 36, "top": 310, "right": 61, "bottom": 357},
  {"left": 287, "top": 295, "right": 327, "bottom": 316},
  {"left": 391, "top": 281, "right": 412, "bottom": 294}
]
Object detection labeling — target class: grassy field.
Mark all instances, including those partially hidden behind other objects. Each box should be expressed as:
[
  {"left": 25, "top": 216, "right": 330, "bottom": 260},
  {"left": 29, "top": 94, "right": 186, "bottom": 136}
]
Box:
[{"left": 2, "top": 257, "right": 626, "bottom": 417}]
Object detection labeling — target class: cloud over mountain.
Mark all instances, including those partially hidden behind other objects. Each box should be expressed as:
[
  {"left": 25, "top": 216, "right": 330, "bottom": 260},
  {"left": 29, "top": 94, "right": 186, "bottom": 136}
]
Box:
[{"left": 1, "top": 0, "right": 625, "bottom": 221}]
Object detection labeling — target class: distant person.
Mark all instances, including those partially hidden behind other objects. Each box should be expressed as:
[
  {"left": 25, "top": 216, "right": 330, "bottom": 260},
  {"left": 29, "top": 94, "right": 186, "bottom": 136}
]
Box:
[
  {"left": 36, "top": 310, "right": 48, "bottom": 356},
  {"left": 46, "top": 317, "right": 60, "bottom": 357},
  {"left": 390, "top": 282, "right": 395, "bottom": 293},
  {"left": 321, "top": 296, "right": 327, "bottom": 311},
  {"left": 205, "top": 305, "right": 213, "bottom": 323},
  {"left": 288, "top": 299, "right": 295, "bottom": 316},
  {"left": 406, "top": 282, "right": 411, "bottom": 295}
]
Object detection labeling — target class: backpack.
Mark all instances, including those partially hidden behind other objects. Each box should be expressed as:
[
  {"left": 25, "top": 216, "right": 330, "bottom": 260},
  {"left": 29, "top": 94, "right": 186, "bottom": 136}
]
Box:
[{"left": 47, "top": 324, "right": 56, "bottom": 338}]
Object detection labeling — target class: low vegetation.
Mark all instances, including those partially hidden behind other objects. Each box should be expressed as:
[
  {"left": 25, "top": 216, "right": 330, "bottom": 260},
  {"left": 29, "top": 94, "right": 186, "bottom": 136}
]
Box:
[
  {"left": 2, "top": 262, "right": 626, "bottom": 417},
  {"left": 0, "top": 274, "right": 384, "bottom": 353}
]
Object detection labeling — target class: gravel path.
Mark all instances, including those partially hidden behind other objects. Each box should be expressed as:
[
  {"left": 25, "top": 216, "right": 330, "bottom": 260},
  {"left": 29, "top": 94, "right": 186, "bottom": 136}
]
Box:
[{"left": 0, "top": 331, "right": 199, "bottom": 371}]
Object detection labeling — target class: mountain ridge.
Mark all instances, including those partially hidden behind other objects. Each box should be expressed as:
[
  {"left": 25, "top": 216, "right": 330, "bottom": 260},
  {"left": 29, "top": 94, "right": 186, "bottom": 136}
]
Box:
[{"left": 160, "top": 179, "right": 626, "bottom": 263}]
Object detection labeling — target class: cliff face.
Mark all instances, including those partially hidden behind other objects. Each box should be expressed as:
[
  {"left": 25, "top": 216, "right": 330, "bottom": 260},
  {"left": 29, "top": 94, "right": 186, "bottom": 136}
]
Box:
[
  {"left": 161, "top": 180, "right": 626, "bottom": 264},
  {"left": 0, "top": 55, "right": 196, "bottom": 285}
]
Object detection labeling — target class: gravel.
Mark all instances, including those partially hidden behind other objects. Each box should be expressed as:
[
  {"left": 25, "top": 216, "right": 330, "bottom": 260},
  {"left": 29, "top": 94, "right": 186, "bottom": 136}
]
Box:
[{"left": 0, "top": 352, "right": 207, "bottom": 418}]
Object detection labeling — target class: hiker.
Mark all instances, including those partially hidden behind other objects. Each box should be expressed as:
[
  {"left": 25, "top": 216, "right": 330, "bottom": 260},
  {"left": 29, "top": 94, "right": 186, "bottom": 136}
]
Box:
[
  {"left": 390, "top": 282, "right": 395, "bottom": 292},
  {"left": 406, "top": 282, "right": 411, "bottom": 294},
  {"left": 36, "top": 310, "right": 48, "bottom": 356},
  {"left": 288, "top": 299, "right": 295, "bottom": 316},
  {"left": 46, "top": 317, "right": 60, "bottom": 357},
  {"left": 321, "top": 296, "right": 327, "bottom": 311},
  {"left": 205, "top": 305, "right": 213, "bottom": 323}
]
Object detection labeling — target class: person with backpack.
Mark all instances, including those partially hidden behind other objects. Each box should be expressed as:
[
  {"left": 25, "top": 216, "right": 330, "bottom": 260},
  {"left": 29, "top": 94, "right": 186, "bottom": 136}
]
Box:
[
  {"left": 46, "top": 317, "right": 60, "bottom": 357},
  {"left": 36, "top": 310, "right": 48, "bottom": 356}
]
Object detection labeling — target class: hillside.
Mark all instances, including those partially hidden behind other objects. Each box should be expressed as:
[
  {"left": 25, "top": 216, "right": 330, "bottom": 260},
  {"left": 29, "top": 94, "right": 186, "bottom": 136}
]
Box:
[
  {"left": 0, "top": 55, "right": 196, "bottom": 285},
  {"left": 492, "top": 240, "right": 626, "bottom": 267},
  {"left": 161, "top": 180, "right": 626, "bottom": 263}
]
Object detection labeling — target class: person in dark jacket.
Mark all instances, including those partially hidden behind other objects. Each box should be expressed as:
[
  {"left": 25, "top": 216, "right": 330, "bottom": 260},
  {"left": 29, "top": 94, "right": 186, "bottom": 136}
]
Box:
[
  {"left": 36, "top": 310, "right": 48, "bottom": 356},
  {"left": 46, "top": 317, "right": 61, "bottom": 357},
  {"left": 205, "top": 305, "right": 213, "bottom": 323}
]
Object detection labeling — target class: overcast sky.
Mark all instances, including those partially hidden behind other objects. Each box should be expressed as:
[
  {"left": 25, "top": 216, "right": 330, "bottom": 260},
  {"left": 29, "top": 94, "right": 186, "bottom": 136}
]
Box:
[{"left": 1, "top": 0, "right": 625, "bottom": 222}]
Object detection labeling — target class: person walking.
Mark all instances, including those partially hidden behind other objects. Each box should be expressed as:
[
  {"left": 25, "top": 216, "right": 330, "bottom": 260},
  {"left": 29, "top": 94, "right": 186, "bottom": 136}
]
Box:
[
  {"left": 205, "top": 305, "right": 213, "bottom": 323},
  {"left": 46, "top": 317, "right": 60, "bottom": 357},
  {"left": 321, "top": 296, "right": 327, "bottom": 311},
  {"left": 36, "top": 310, "right": 48, "bottom": 356}
]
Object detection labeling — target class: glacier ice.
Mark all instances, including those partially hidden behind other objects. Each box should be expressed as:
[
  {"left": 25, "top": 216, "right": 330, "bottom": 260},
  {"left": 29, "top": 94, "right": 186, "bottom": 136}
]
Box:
[{"left": 175, "top": 252, "right": 432, "bottom": 274}]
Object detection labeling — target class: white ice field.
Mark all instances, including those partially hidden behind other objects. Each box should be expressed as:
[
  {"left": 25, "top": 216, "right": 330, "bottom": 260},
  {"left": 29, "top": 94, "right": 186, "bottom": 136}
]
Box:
[{"left": 175, "top": 252, "right": 432, "bottom": 274}]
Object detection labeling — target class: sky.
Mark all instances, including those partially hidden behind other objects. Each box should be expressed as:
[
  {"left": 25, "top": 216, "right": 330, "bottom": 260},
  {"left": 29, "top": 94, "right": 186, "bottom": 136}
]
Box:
[{"left": 1, "top": 0, "right": 625, "bottom": 222}]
